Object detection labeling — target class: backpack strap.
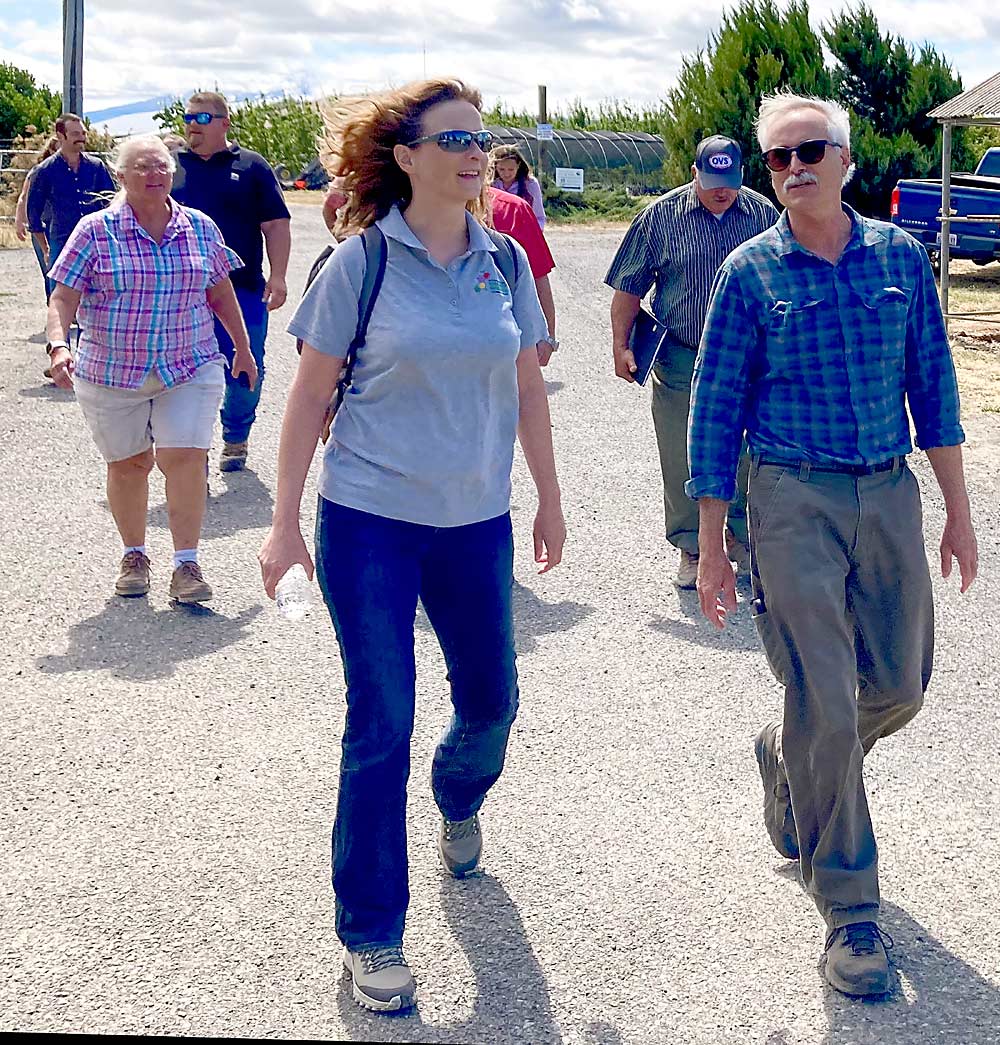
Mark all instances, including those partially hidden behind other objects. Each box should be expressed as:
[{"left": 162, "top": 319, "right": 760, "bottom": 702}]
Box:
[
  {"left": 484, "top": 227, "right": 519, "bottom": 292},
  {"left": 335, "top": 224, "right": 386, "bottom": 407},
  {"left": 295, "top": 244, "right": 335, "bottom": 355}
]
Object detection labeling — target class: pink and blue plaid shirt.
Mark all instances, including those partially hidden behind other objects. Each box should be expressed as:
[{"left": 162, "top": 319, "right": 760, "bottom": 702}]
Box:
[{"left": 49, "top": 197, "right": 243, "bottom": 389}]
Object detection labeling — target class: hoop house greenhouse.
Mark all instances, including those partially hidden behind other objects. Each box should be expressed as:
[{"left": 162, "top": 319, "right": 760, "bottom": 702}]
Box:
[{"left": 486, "top": 126, "right": 666, "bottom": 187}]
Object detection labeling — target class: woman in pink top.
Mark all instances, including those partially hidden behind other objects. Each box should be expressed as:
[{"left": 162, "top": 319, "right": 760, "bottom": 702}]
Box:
[
  {"left": 489, "top": 145, "right": 546, "bottom": 228},
  {"left": 45, "top": 135, "right": 258, "bottom": 604}
]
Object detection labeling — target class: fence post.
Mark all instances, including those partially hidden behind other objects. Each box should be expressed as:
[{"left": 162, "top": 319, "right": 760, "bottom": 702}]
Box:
[{"left": 537, "top": 84, "right": 547, "bottom": 186}]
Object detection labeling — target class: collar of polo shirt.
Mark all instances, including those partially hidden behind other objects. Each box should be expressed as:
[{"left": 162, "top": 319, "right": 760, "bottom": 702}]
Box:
[{"left": 379, "top": 204, "right": 500, "bottom": 258}]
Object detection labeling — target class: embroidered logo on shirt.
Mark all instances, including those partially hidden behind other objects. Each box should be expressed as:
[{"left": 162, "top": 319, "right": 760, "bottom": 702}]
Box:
[{"left": 474, "top": 270, "right": 509, "bottom": 296}]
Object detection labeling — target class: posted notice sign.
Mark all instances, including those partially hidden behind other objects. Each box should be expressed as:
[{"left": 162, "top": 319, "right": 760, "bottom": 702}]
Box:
[
  {"left": 555, "top": 167, "right": 584, "bottom": 192},
  {"left": 536, "top": 123, "right": 554, "bottom": 140}
]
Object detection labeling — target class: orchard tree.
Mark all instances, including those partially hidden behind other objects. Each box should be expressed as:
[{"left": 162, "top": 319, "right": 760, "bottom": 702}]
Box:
[{"left": 0, "top": 63, "right": 60, "bottom": 141}]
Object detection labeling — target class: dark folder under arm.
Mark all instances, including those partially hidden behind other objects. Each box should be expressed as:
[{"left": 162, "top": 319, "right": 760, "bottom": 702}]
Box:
[{"left": 628, "top": 306, "right": 673, "bottom": 387}]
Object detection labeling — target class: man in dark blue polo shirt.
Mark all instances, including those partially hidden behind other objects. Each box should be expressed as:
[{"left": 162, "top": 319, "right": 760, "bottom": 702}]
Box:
[
  {"left": 170, "top": 91, "right": 292, "bottom": 472},
  {"left": 26, "top": 113, "right": 115, "bottom": 298}
]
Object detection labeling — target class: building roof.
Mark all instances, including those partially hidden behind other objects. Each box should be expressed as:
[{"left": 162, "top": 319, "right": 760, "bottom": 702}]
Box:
[{"left": 928, "top": 71, "right": 1000, "bottom": 120}]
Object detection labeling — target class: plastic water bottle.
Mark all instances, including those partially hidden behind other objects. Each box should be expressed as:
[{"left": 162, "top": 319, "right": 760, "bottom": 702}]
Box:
[{"left": 275, "top": 563, "right": 314, "bottom": 622}]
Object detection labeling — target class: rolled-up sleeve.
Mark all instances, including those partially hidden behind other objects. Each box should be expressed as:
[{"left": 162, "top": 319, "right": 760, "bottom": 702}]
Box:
[
  {"left": 904, "top": 242, "right": 965, "bottom": 449},
  {"left": 604, "top": 205, "right": 661, "bottom": 298},
  {"left": 686, "top": 263, "right": 754, "bottom": 502},
  {"left": 287, "top": 234, "right": 365, "bottom": 359}
]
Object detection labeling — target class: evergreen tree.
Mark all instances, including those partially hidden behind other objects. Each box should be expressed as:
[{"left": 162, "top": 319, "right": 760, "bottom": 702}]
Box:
[
  {"left": 823, "top": 6, "right": 970, "bottom": 216},
  {"left": 662, "top": 1, "right": 832, "bottom": 193}
]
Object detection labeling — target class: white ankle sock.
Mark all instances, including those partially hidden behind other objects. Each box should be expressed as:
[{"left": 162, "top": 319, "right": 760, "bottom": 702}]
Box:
[
  {"left": 173, "top": 549, "right": 198, "bottom": 569},
  {"left": 123, "top": 545, "right": 147, "bottom": 557}
]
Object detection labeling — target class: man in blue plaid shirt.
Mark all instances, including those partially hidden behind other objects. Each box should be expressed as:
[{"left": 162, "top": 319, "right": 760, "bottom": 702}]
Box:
[{"left": 687, "top": 92, "right": 978, "bottom": 998}]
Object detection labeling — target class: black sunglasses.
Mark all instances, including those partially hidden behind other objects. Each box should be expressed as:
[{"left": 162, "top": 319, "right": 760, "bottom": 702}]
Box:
[
  {"left": 406, "top": 129, "right": 494, "bottom": 153},
  {"left": 183, "top": 112, "right": 225, "bottom": 125},
  {"left": 762, "top": 138, "right": 841, "bottom": 172}
]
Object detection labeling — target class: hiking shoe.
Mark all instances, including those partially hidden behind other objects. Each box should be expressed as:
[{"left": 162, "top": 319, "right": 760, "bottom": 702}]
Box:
[
  {"left": 824, "top": 922, "right": 893, "bottom": 997},
  {"left": 343, "top": 945, "right": 416, "bottom": 1012},
  {"left": 675, "top": 550, "right": 699, "bottom": 590},
  {"left": 725, "top": 531, "right": 751, "bottom": 576},
  {"left": 754, "top": 721, "right": 799, "bottom": 859},
  {"left": 169, "top": 562, "right": 213, "bottom": 604},
  {"left": 438, "top": 813, "right": 482, "bottom": 878},
  {"left": 115, "top": 550, "right": 151, "bottom": 597},
  {"left": 219, "top": 441, "right": 248, "bottom": 472}
]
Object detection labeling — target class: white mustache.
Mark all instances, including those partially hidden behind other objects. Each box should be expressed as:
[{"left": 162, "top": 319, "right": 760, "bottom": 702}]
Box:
[{"left": 783, "top": 171, "right": 818, "bottom": 191}]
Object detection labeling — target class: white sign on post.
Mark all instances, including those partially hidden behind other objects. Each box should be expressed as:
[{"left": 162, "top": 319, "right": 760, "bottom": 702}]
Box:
[
  {"left": 536, "top": 123, "right": 554, "bottom": 141},
  {"left": 555, "top": 167, "right": 584, "bottom": 192}
]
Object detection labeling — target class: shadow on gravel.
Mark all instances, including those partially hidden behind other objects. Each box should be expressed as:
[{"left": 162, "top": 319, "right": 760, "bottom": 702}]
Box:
[
  {"left": 766, "top": 867, "right": 1000, "bottom": 1041},
  {"left": 335, "top": 873, "right": 592, "bottom": 1044},
  {"left": 816, "top": 900, "right": 1000, "bottom": 1044},
  {"left": 35, "top": 597, "right": 262, "bottom": 680},
  {"left": 647, "top": 611, "right": 761, "bottom": 653},
  {"left": 18, "top": 383, "right": 75, "bottom": 400},
  {"left": 544, "top": 379, "right": 564, "bottom": 394},
  {"left": 144, "top": 468, "right": 274, "bottom": 538},
  {"left": 415, "top": 581, "right": 594, "bottom": 656}
]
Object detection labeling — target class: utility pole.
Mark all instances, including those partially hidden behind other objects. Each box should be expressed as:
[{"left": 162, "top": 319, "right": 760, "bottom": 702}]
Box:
[
  {"left": 537, "top": 84, "right": 548, "bottom": 186},
  {"left": 63, "top": 0, "right": 84, "bottom": 116}
]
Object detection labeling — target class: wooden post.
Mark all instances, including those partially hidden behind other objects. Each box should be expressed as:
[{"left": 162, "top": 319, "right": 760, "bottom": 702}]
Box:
[
  {"left": 537, "top": 84, "right": 548, "bottom": 186},
  {"left": 940, "top": 120, "right": 952, "bottom": 331}
]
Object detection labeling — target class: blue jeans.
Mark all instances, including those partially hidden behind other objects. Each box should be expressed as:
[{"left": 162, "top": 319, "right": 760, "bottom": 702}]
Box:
[
  {"left": 315, "top": 498, "right": 519, "bottom": 948},
  {"left": 214, "top": 285, "right": 268, "bottom": 444},
  {"left": 44, "top": 233, "right": 67, "bottom": 301}
]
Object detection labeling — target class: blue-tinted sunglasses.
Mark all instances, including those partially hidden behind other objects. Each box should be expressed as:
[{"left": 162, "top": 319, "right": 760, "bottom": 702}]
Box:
[
  {"left": 406, "top": 129, "right": 494, "bottom": 153},
  {"left": 183, "top": 112, "right": 225, "bottom": 125}
]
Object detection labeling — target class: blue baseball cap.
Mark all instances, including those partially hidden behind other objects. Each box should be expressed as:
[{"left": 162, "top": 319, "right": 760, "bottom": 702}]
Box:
[{"left": 694, "top": 135, "right": 743, "bottom": 189}]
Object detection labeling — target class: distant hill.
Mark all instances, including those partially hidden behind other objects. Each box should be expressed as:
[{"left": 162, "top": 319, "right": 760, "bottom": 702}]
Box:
[{"left": 85, "top": 96, "right": 175, "bottom": 123}]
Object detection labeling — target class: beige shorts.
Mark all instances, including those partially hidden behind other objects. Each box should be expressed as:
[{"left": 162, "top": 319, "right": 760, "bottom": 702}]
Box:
[{"left": 74, "top": 361, "right": 226, "bottom": 463}]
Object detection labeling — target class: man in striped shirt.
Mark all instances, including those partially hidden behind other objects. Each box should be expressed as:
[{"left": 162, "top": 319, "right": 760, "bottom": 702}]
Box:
[{"left": 605, "top": 136, "right": 778, "bottom": 589}]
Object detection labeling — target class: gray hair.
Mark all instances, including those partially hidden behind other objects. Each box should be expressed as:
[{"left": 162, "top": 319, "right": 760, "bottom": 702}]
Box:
[
  {"left": 110, "top": 135, "right": 176, "bottom": 177},
  {"left": 756, "top": 91, "right": 856, "bottom": 186}
]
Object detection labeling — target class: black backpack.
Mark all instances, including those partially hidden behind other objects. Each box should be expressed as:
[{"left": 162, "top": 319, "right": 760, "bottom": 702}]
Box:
[{"left": 297, "top": 224, "right": 520, "bottom": 440}]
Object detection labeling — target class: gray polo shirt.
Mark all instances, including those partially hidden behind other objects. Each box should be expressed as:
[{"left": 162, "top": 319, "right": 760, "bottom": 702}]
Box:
[{"left": 288, "top": 205, "right": 547, "bottom": 527}]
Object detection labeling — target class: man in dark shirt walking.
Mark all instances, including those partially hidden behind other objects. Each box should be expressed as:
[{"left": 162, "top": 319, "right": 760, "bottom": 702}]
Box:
[
  {"left": 170, "top": 91, "right": 291, "bottom": 472},
  {"left": 605, "top": 137, "right": 777, "bottom": 589},
  {"left": 688, "top": 91, "right": 978, "bottom": 996},
  {"left": 26, "top": 113, "right": 114, "bottom": 298}
]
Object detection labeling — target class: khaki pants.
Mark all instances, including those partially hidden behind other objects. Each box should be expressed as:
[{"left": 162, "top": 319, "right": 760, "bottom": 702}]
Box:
[
  {"left": 651, "top": 344, "right": 749, "bottom": 552},
  {"left": 748, "top": 458, "right": 933, "bottom": 928}
]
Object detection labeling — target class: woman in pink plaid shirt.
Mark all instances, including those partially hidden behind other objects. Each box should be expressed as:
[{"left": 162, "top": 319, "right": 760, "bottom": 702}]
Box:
[{"left": 45, "top": 135, "right": 258, "bottom": 604}]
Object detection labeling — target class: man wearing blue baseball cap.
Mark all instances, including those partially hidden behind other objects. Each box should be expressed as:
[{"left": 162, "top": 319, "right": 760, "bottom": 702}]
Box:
[{"left": 606, "top": 135, "right": 778, "bottom": 590}]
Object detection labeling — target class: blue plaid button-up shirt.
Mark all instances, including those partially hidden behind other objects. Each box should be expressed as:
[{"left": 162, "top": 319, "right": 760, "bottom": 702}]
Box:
[{"left": 687, "top": 205, "right": 964, "bottom": 502}]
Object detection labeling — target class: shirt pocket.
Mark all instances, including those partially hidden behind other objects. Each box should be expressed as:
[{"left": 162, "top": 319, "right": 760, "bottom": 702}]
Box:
[
  {"left": 763, "top": 296, "right": 825, "bottom": 377},
  {"left": 853, "top": 285, "right": 910, "bottom": 374}
]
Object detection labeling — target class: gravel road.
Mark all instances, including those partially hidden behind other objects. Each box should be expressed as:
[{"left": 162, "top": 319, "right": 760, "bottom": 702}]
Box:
[{"left": 2, "top": 205, "right": 998, "bottom": 1044}]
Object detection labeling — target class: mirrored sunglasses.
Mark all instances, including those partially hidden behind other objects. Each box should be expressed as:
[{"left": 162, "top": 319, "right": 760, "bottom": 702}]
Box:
[
  {"left": 763, "top": 138, "right": 841, "bottom": 172},
  {"left": 183, "top": 112, "right": 224, "bottom": 125},
  {"left": 406, "top": 129, "right": 494, "bottom": 153}
]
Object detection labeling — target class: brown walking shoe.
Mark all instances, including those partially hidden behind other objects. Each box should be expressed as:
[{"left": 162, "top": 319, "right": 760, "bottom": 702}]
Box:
[
  {"left": 169, "top": 561, "right": 213, "bottom": 604},
  {"left": 115, "top": 550, "right": 151, "bottom": 597},
  {"left": 754, "top": 721, "right": 799, "bottom": 859},
  {"left": 675, "top": 550, "right": 699, "bottom": 590},
  {"left": 219, "top": 440, "right": 248, "bottom": 472},
  {"left": 824, "top": 922, "right": 893, "bottom": 997},
  {"left": 725, "top": 531, "right": 751, "bottom": 576}
]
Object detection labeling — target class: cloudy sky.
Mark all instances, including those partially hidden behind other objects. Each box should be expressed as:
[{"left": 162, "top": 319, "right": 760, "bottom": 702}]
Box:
[{"left": 1, "top": 0, "right": 998, "bottom": 127}]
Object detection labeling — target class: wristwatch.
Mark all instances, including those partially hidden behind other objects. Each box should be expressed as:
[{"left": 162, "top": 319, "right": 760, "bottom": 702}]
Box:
[
  {"left": 46, "top": 339, "right": 69, "bottom": 357},
  {"left": 540, "top": 336, "right": 559, "bottom": 352}
]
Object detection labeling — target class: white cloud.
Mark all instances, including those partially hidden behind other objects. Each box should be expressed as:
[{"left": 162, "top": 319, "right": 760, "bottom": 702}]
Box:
[{"left": 0, "top": 0, "right": 997, "bottom": 116}]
